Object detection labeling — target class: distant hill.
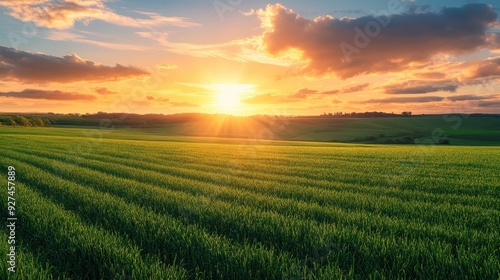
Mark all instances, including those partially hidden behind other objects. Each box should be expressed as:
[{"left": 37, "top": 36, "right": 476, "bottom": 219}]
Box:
[{"left": 1, "top": 113, "right": 499, "bottom": 145}]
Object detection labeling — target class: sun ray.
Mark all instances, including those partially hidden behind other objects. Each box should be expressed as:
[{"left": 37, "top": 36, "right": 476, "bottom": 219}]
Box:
[{"left": 209, "top": 84, "right": 256, "bottom": 113}]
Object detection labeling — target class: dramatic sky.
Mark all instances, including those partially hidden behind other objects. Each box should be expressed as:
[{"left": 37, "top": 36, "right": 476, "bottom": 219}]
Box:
[{"left": 0, "top": 0, "right": 499, "bottom": 115}]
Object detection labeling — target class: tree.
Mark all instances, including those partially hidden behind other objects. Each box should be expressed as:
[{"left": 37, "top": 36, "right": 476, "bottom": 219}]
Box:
[
  {"left": 31, "top": 117, "right": 44, "bottom": 127},
  {"left": 43, "top": 119, "right": 52, "bottom": 126},
  {"left": 6, "top": 117, "right": 16, "bottom": 126},
  {"left": 402, "top": 111, "right": 412, "bottom": 116},
  {"left": 14, "top": 116, "right": 31, "bottom": 126}
]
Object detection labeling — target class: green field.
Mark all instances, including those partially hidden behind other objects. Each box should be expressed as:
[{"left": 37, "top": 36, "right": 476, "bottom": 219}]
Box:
[{"left": 1, "top": 127, "right": 500, "bottom": 279}]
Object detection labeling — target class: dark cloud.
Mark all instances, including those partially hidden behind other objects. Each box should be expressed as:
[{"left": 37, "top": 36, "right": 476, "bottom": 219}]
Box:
[
  {"left": 0, "top": 89, "right": 96, "bottom": 100},
  {"left": 94, "top": 87, "right": 118, "bottom": 95},
  {"left": 259, "top": 3, "right": 498, "bottom": 79},
  {"left": 331, "top": 9, "right": 365, "bottom": 15},
  {"left": 0, "top": 46, "right": 148, "bottom": 83},
  {"left": 476, "top": 100, "right": 500, "bottom": 107},
  {"left": 360, "top": 96, "right": 444, "bottom": 104},
  {"left": 408, "top": 4, "right": 432, "bottom": 14},
  {"left": 413, "top": 72, "right": 447, "bottom": 80},
  {"left": 447, "top": 94, "right": 496, "bottom": 102},
  {"left": 383, "top": 80, "right": 459, "bottom": 94}
]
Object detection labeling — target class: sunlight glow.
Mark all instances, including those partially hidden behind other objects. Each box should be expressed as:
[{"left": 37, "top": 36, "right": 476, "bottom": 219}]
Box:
[{"left": 210, "top": 84, "right": 255, "bottom": 113}]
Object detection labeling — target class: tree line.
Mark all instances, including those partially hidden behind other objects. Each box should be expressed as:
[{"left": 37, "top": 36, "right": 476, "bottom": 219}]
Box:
[{"left": 0, "top": 116, "right": 52, "bottom": 127}]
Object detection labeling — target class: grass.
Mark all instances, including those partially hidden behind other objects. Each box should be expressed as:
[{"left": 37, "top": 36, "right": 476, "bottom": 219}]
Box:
[{"left": 0, "top": 127, "right": 499, "bottom": 279}]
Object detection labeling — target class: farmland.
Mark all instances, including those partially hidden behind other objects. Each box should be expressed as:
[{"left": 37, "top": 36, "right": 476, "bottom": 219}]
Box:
[{"left": 1, "top": 127, "right": 500, "bottom": 279}]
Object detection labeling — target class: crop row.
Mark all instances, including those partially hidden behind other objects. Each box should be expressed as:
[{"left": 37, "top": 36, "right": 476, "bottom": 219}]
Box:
[{"left": 1, "top": 146, "right": 499, "bottom": 278}]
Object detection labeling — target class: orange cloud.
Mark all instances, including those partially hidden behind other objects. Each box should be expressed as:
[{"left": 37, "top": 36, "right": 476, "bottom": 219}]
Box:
[
  {"left": 144, "top": 95, "right": 199, "bottom": 107},
  {"left": 290, "top": 88, "right": 318, "bottom": 99},
  {"left": 0, "top": 89, "right": 96, "bottom": 100},
  {"left": 0, "top": 46, "right": 148, "bottom": 83},
  {"left": 466, "top": 57, "right": 500, "bottom": 80},
  {"left": 94, "top": 87, "right": 118, "bottom": 95},
  {"left": 258, "top": 3, "right": 498, "bottom": 79},
  {"left": 342, "top": 83, "right": 370, "bottom": 93}
]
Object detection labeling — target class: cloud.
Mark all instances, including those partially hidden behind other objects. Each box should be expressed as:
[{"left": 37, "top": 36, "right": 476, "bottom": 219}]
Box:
[
  {"left": 290, "top": 88, "right": 318, "bottom": 99},
  {"left": 383, "top": 80, "right": 459, "bottom": 94},
  {"left": 318, "top": 83, "right": 370, "bottom": 95},
  {"left": 146, "top": 96, "right": 169, "bottom": 102},
  {"left": 94, "top": 87, "right": 118, "bottom": 95},
  {"left": 447, "top": 94, "right": 496, "bottom": 102},
  {"left": 465, "top": 57, "right": 500, "bottom": 80},
  {"left": 258, "top": 3, "right": 498, "bottom": 79},
  {"left": 0, "top": 46, "right": 148, "bottom": 83},
  {"left": 320, "top": 89, "right": 340, "bottom": 95},
  {"left": 477, "top": 100, "right": 500, "bottom": 107},
  {"left": 0, "top": 0, "right": 198, "bottom": 29},
  {"left": 486, "top": 33, "right": 500, "bottom": 53},
  {"left": 144, "top": 95, "right": 198, "bottom": 107},
  {"left": 341, "top": 83, "right": 369, "bottom": 93},
  {"left": 360, "top": 96, "right": 444, "bottom": 104},
  {"left": 242, "top": 93, "right": 296, "bottom": 104},
  {"left": 0, "top": 89, "right": 96, "bottom": 100},
  {"left": 46, "top": 30, "right": 148, "bottom": 51},
  {"left": 242, "top": 83, "right": 371, "bottom": 104},
  {"left": 413, "top": 72, "right": 447, "bottom": 80},
  {"left": 157, "top": 64, "right": 178, "bottom": 70},
  {"left": 241, "top": 9, "right": 256, "bottom": 16},
  {"left": 136, "top": 32, "right": 290, "bottom": 67}
]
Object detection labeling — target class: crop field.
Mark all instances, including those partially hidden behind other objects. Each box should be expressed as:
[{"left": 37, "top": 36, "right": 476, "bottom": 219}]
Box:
[{"left": 1, "top": 129, "right": 500, "bottom": 279}]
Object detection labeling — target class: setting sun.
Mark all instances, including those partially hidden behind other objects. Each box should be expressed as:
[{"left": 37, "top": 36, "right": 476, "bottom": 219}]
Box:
[{"left": 211, "top": 84, "right": 255, "bottom": 112}]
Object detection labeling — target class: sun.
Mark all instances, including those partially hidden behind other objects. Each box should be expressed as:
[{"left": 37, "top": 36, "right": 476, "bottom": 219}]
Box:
[
  {"left": 211, "top": 84, "right": 255, "bottom": 113},
  {"left": 216, "top": 89, "right": 240, "bottom": 109}
]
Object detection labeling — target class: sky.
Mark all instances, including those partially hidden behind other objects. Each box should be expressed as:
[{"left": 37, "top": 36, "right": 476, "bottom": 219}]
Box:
[{"left": 0, "top": 0, "right": 499, "bottom": 115}]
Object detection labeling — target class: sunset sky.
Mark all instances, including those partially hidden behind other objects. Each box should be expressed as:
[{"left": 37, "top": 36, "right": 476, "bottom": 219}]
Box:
[{"left": 0, "top": 0, "right": 499, "bottom": 115}]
